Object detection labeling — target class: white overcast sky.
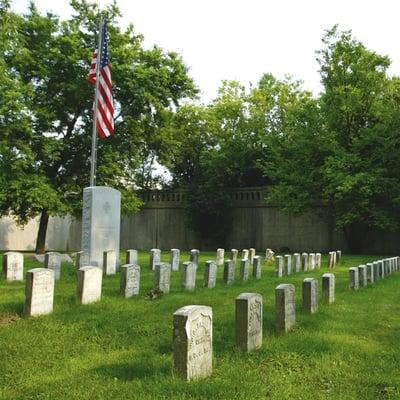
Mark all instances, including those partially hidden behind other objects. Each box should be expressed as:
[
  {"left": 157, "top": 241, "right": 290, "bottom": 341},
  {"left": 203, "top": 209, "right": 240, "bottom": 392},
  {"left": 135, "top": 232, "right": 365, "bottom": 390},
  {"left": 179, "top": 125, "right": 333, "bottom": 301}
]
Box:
[{"left": 11, "top": 0, "right": 400, "bottom": 102}]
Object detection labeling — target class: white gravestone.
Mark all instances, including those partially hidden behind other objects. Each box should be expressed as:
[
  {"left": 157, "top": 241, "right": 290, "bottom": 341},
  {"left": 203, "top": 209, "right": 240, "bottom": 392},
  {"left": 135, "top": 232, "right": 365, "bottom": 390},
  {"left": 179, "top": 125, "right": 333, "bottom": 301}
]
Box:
[
  {"left": 170, "top": 249, "right": 180, "bottom": 271},
  {"left": 81, "top": 186, "right": 121, "bottom": 269},
  {"left": 252, "top": 255, "right": 261, "bottom": 279},
  {"left": 204, "top": 261, "right": 217, "bottom": 288},
  {"left": 284, "top": 255, "right": 291, "bottom": 275},
  {"left": 3, "top": 252, "right": 23, "bottom": 281},
  {"left": 120, "top": 264, "right": 140, "bottom": 297},
  {"left": 349, "top": 267, "right": 359, "bottom": 290},
  {"left": 189, "top": 249, "right": 200, "bottom": 268},
  {"left": 77, "top": 266, "right": 102, "bottom": 304},
  {"left": 322, "top": 273, "right": 335, "bottom": 304},
  {"left": 275, "top": 284, "right": 296, "bottom": 332},
  {"left": 309, "top": 253, "right": 316, "bottom": 270},
  {"left": 235, "top": 293, "right": 263, "bottom": 352},
  {"left": 126, "top": 249, "right": 138, "bottom": 265},
  {"left": 44, "top": 252, "right": 61, "bottom": 280},
  {"left": 358, "top": 265, "right": 367, "bottom": 286},
  {"left": 223, "top": 260, "right": 235, "bottom": 285},
  {"left": 231, "top": 249, "right": 238, "bottom": 266},
  {"left": 182, "top": 261, "right": 196, "bottom": 291},
  {"left": 103, "top": 250, "right": 117, "bottom": 276},
  {"left": 173, "top": 305, "right": 212, "bottom": 381},
  {"left": 293, "top": 253, "right": 301, "bottom": 273},
  {"left": 301, "top": 253, "right": 309, "bottom": 271},
  {"left": 154, "top": 263, "right": 171, "bottom": 294},
  {"left": 24, "top": 268, "right": 55, "bottom": 316},
  {"left": 249, "top": 248, "right": 256, "bottom": 264},
  {"left": 302, "top": 278, "right": 318, "bottom": 314},
  {"left": 216, "top": 248, "right": 225, "bottom": 266},
  {"left": 240, "top": 258, "right": 250, "bottom": 281},
  {"left": 150, "top": 249, "right": 161, "bottom": 271},
  {"left": 241, "top": 249, "right": 249, "bottom": 261},
  {"left": 276, "top": 256, "right": 283, "bottom": 277},
  {"left": 315, "top": 253, "right": 321, "bottom": 269}
]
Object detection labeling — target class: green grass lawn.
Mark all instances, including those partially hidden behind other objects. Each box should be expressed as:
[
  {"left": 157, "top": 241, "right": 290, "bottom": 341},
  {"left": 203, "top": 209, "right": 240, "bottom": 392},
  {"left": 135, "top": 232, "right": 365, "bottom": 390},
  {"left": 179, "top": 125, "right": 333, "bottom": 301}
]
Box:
[{"left": 0, "top": 252, "right": 399, "bottom": 400}]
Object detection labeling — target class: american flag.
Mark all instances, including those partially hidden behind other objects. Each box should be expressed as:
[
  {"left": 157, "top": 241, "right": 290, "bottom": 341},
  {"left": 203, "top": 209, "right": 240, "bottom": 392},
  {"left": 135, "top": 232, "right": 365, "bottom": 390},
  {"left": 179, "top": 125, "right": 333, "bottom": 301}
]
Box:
[{"left": 88, "top": 21, "right": 114, "bottom": 139}]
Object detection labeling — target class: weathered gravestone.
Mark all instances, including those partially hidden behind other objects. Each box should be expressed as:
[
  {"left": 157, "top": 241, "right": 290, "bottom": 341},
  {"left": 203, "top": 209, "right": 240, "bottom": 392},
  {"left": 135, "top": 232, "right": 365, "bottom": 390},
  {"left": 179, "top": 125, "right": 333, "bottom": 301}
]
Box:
[
  {"left": 77, "top": 266, "right": 102, "bottom": 304},
  {"left": 275, "top": 284, "right": 296, "bottom": 332},
  {"left": 24, "top": 268, "right": 55, "bottom": 316},
  {"left": 204, "top": 261, "right": 217, "bottom": 288},
  {"left": 358, "top": 265, "right": 367, "bottom": 286},
  {"left": 293, "top": 253, "right": 301, "bottom": 273},
  {"left": 170, "top": 249, "right": 180, "bottom": 271},
  {"left": 302, "top": 278, "right": 318, "bottom": 314},
  {"left": 75, "top": 251, "right": 89, "bottom": 270},
  {"left": 322, "top": 273, "right": 335, "bottom": 304},
  {"left": 329, "top": 251, "right": 337, "bottom": 268},
  {"left": 103, "top": 250, "right": 117, "bottom": 276},
  {"left": 249, "top": 248, "right": 256, "bottom": 264},
  {"left": 120, "top": 264, "right": 140, "bottom": 298},
  {"left": 373, "top": 261, "right": 380, "bottom": 281},
  {"left": 223, "top": 259, "right": 235, "bottom": 285},
  {"left": 182, "top": 262, "right": 196, "bottom": 291},
  {"left": 230, "top": 249, "right": 238, "bottom": 266},
  {"left": 3, "top": 252, "right": 23, "bottom": 281},
  {"left": 241, "top": 249, "right": 249, "bottom": 261},
  {"left": 301, "top": 253, "right": 309, "bottom": 271},
  {"left": 336, "top": 250, "right": 342, "bottom": 263},
  {"left": 284, "top": 254, "right": 291, "bottom": 275},
  {"left": 366, "top": 263, "right": 374, "bottom": 284},
  {"left": 252, "top": 255, "right": 261, "bottom": 279},
  {"left": 265, "top": 248, "right": 275, "bottom": 262},
  {"left": 126, "top": 249, "right": 138, "bottom": 265},
  {"left": 150, "top": 249, "right": 161, "bottom": 271},
  {"left": 173, "top": 305, "right": 212, "bottom": 381},
  {"left": 154, "top": 263, "right": 171, "bottom": 294},
  {"left": 315, "top": 253, "right": 321, "bottom": 269},
  {"left": 216, "top": 248, "right": 225, "bottom": 266},
  {"left": 81, "top": 186, "right": 121, "bottom": 269},
  {"left": 349, "top": 267, "right": 359, "bottom": 290},
  {"left": 235, "top": 293, "right": 263, "bottom": 352},
  {"left": 189, "top": 249, "right": 200, "bottom": 268},
  {"left": 240, "top": 258, "right": 250, "bottom": 281},
  {"left": 384, "top": 259, "right": 390, "bottom": 276},
  {"left": 276, "top": 256, "right": 283, "bottom": 277},
  {"left": 378, "top": 260, "right": 385, "bottom": 279},
  {"left": 44, "top": 252, "right": 61, "bottom": 281},
  {"left": 309, "top": 253, "right": 316, "bottom": 271}
]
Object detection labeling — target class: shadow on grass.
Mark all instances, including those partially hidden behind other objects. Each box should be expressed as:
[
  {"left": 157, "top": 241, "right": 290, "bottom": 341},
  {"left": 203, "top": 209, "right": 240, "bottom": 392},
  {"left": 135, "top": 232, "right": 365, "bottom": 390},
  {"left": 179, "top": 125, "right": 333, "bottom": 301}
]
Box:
[
  {"left": 0, "top": 301, "right": 23, "bottom": 315},
  {"left": 93, "top": 360, "right": 170, "bottom": 381}
]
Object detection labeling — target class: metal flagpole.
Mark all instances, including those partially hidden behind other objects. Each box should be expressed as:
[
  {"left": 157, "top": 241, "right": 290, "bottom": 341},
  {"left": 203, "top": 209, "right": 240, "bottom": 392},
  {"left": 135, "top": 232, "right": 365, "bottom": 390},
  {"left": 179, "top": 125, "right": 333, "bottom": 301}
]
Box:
[{"left": 90, "top": 17, "right": 104, "bottom": 187}]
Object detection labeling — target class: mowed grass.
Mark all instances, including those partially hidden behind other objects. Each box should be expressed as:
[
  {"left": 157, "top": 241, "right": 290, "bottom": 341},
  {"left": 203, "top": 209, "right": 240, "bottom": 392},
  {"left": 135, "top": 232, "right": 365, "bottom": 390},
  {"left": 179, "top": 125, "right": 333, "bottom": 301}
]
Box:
[{"left": 0, "top": 252, "right": 400, "bottom": 400}]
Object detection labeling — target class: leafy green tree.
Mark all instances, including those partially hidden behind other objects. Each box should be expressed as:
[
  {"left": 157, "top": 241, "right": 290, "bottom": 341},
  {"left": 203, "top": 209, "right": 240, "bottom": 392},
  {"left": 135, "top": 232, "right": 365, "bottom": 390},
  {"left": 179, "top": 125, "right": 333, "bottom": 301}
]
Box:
[
  {"left": 261, "top": 26, "right": 400, "bottom": 251},
  {"left": 0, "top": 0, "right": 196, "bottom": 252}
]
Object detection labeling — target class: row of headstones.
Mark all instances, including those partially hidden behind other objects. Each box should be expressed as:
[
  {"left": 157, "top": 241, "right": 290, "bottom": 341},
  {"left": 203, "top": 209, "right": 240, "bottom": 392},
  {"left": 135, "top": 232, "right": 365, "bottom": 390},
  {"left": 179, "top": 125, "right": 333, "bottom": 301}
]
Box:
[
  {"left": 173, "top": 273, "right": 336, "bottom": 381},
  {"left": 148, "top": 248, "right": 261, "bottom": 271},
  {"left": 3, "top": 251, "right": 69, "bottom": 282},
  {"left": 275, "top": 250, "right": 342, "bottom": 277},
  {"left": 21, "top": 253, "right": 264, "bottom": 316},
  {"left": 328, "top": 250, "right": 342, "bottom": 268},
  {"left": 349, "top": 257, "right": 399, "bottom": 289}
]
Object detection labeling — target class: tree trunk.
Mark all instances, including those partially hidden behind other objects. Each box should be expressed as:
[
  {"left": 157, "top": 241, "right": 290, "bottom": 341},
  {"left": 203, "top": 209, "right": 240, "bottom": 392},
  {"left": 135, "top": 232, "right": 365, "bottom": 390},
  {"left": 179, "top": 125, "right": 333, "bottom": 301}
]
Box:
[{"left": 35, "top": 210, "right": 49, "bottom": 254}]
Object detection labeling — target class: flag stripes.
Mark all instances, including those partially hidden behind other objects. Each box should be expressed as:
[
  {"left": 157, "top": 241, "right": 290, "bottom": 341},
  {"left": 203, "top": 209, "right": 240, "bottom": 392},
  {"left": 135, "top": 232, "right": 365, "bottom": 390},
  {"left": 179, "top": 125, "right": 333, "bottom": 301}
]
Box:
[{"left": 88, "top": 21, "right": 114, "bottom": 139}]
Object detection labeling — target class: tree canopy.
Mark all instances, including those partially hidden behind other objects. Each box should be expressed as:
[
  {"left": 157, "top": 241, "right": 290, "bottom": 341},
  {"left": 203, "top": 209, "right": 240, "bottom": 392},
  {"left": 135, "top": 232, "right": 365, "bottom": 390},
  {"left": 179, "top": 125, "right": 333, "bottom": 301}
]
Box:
[{"left": 0, "top": 0, "right": 197, "bottom": 251}]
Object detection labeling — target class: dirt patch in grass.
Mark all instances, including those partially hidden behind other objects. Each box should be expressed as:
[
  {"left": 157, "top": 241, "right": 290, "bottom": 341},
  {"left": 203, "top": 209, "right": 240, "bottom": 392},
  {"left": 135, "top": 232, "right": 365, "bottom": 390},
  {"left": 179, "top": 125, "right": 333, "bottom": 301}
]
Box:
[{"left": 0, "top": 313, "right": 21, "bottom": 326}]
